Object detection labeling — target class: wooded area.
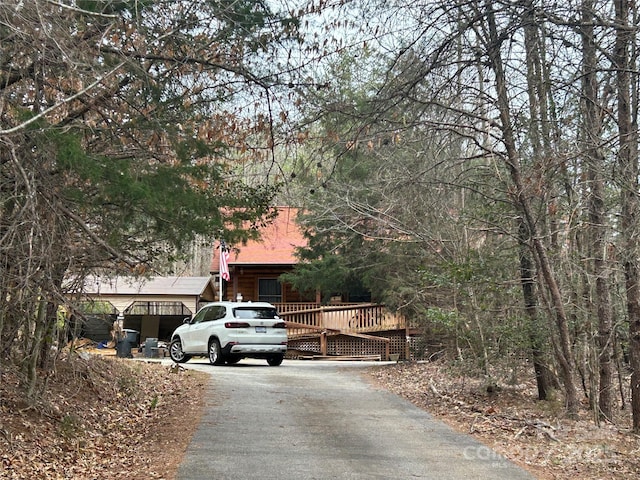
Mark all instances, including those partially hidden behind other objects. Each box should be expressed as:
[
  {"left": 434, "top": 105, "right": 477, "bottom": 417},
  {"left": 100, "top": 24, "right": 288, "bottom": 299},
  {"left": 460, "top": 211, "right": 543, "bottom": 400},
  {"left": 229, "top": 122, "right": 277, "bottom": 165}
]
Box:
[{"left": 3, "top": 0, "right": 640, "bottom": 437}]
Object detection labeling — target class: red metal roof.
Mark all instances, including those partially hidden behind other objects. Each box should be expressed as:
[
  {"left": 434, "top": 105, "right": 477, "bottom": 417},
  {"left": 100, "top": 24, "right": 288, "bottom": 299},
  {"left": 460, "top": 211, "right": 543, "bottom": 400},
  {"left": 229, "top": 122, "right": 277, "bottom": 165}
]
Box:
[{"left": 210, "top": 207, "right": 307, "bottom": 271}]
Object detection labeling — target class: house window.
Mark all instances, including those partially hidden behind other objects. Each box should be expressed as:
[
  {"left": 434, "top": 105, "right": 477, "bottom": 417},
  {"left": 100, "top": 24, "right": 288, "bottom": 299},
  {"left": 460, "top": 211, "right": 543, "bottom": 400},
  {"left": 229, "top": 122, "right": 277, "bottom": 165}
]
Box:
[{"left": 258, "top": 278, "right": 282, "bottom": 303}]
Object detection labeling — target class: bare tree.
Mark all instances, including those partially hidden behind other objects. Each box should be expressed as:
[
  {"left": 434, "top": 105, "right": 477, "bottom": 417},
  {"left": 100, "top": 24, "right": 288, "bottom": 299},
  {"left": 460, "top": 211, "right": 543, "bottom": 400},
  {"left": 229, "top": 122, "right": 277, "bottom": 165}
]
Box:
[
  {"left": 580, "top": 0, "right": 615, "bottom": 422},
  {"left": 482, "top": 0, "right": 580, "bottom": 416},
  {"left": 613, "top": 0, "right": 640, "bottom": 432}
]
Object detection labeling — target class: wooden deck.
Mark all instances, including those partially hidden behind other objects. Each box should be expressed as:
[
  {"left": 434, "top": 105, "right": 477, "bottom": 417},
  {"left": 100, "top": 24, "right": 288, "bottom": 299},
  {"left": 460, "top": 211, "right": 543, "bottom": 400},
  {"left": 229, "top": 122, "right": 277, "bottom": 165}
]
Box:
[{"left": 274, "top": 303, "right": 409, "bottom": 361}]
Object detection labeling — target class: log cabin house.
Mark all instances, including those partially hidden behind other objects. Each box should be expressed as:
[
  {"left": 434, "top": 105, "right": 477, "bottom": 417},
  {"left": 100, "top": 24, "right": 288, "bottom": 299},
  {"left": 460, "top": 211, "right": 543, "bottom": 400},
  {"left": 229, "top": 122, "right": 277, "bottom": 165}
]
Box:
[{"left": 210, "top": 207, "right": 411, "bottom": 360}]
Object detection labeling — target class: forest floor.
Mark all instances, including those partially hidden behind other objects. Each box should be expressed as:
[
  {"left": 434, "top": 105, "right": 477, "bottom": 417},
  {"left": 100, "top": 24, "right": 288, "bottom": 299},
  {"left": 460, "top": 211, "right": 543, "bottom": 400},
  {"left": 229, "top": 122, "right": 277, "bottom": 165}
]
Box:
[
  {"left": 0, "top": 350, "right": 208, "bottom": 480},
  {"left": 1, "top": 352, "right": 640, "bottom": 479}
]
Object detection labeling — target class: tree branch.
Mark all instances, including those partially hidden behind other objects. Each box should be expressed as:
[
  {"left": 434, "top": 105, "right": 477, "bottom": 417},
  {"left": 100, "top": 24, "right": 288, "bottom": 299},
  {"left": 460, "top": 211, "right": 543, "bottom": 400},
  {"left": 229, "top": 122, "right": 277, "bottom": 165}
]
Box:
[
  {"left": 0, "top": 62, "right": 125, "bottom": 136},
  {"left": 44, "top": 0, "right": 118, "bottom": 18}
]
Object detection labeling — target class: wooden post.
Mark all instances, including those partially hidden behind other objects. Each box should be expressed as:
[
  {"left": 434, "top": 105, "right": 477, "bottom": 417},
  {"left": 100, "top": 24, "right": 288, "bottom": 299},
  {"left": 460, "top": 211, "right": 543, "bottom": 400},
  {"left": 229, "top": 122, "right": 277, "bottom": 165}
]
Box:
[
  {"left": 320, "top": 331, "right": 327, "bottom": 356},
  {"left": 405, "top": 322, "right": 411, "bottom": 361}
]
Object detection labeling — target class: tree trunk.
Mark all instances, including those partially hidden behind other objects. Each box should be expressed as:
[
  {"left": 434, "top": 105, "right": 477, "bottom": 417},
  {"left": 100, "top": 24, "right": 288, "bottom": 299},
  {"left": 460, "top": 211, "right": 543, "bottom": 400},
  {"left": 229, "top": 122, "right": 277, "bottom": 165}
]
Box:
[
  {"left": 581, "top": 0, "right": 614, "bottom": 422},
  {"left": 518, "top": 220, "right": 558, "bottom": 400},
  {"left": 25, "top": 299, "right": 48, "bottom": 401},
  {"left": 484, "top": 0, "right": 580, "bottom": 416},
  {"left": 614, "top": 0, "right": 640, "bottom": 432},
  {"left": 38, "top": 264, "right": 68, "bottom": 371}
]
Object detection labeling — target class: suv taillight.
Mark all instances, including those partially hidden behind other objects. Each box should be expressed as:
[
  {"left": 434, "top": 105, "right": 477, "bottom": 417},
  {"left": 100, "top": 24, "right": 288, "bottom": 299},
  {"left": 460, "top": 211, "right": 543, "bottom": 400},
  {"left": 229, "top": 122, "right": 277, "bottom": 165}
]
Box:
[
  {"left": 225, "top": 322, "right": 250, "bottom": 328},
  {"left": 273, "top": 322, "right": 287, "bottom": 329}
]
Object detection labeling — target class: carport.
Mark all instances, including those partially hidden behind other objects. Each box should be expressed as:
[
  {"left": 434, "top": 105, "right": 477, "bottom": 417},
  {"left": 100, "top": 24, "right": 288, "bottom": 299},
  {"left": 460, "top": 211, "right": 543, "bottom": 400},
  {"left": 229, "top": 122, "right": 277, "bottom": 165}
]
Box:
[{"left": 80, "top": 276, "right": 216, "bottom": 342}]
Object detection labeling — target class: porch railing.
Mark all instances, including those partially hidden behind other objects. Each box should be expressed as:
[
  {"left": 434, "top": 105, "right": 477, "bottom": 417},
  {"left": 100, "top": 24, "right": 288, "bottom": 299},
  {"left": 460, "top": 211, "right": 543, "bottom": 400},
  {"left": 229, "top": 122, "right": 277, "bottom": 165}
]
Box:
[{"left": 274, "top": 303, "right": 406, "bottom": 336}]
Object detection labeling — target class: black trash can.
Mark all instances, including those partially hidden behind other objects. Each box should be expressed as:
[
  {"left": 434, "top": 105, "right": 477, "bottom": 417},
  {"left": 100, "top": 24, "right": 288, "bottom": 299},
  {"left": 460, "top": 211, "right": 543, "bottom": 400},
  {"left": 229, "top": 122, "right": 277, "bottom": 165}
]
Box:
[
  {"left": 144, "top": 337, "right": 158, "bottom": 358},
  {"left": 116, "top": 329, "right": 139, "bottom": 358}
]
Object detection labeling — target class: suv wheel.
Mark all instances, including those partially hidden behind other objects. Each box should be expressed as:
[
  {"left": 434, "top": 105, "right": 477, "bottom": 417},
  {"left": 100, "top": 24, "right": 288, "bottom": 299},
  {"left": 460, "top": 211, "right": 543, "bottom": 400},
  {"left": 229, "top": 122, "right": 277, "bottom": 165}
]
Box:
[
  {"left": 208, "top": 339, "right": 224, "bottom": 365},
  {"left": 169, "top": 338, "right": 191, "bottom": 363},
  {"left": 266, "top": 354, "right": 284, "bottom": 366}
]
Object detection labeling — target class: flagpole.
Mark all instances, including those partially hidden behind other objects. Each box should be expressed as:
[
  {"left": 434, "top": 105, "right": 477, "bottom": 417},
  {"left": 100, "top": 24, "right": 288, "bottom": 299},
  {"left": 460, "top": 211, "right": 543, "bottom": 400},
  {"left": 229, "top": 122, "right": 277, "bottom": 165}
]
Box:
[
  {"left": 219, "top": 240, "right": 229, "bottom": 301},
  {"left": 219, "top": 239, "right": 223, "bottom": 301},
  {"left": 216, "top": 237, "right": 222, "bottom": 301}
]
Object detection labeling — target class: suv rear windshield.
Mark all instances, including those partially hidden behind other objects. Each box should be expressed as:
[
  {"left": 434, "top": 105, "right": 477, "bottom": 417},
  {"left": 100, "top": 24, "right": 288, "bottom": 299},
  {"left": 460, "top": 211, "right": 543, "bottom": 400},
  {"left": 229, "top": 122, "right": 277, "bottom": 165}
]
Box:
[{"left": 233, "top": 307, "right": 278, "bottom": 319}]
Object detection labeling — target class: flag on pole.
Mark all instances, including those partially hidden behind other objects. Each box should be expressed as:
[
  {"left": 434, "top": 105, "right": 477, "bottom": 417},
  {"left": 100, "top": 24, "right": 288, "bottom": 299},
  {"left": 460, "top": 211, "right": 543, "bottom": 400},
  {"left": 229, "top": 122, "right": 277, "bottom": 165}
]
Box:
[{"left": 220, "top": 241, "right": 230, "bottom": 281}]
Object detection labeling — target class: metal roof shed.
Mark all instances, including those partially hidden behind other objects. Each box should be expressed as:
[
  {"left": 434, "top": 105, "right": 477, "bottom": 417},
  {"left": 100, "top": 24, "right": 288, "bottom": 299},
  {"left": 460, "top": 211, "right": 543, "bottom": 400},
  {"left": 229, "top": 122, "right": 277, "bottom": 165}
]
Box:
[
  {"left": 81, "top": 276, "right": 216, "bottom": 315},
  {"left": 79, "top": 276, "right": 217, "bottom": 342}
]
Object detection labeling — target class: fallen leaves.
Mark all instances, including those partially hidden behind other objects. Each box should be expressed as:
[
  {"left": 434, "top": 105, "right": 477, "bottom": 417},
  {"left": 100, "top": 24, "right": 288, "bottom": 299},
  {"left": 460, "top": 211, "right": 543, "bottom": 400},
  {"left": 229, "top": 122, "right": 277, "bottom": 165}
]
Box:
[{"left": 0, "top": 353, "right": 207, "bottom": 480}]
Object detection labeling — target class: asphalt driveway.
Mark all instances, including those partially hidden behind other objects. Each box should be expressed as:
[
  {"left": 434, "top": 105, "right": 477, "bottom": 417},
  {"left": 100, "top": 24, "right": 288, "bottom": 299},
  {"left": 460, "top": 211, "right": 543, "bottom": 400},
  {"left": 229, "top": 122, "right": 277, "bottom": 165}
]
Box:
[{"left": 174, "top": 359, "right": 536, "bottom": 480}]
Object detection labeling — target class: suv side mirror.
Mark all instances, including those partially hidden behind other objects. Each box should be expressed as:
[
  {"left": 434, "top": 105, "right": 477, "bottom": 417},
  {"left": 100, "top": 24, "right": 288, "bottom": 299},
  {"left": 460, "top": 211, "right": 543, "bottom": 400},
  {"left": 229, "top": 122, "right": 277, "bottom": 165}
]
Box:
[{"left": 183, "top": 316, "right": 191, "bottom": 324}]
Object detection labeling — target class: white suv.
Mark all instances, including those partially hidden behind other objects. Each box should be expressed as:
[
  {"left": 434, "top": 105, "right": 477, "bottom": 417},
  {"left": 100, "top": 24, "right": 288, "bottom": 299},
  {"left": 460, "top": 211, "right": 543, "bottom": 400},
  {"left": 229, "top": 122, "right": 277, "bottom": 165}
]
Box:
[{"left": 169, "top": 301, "right": 287, "bottom": 366}]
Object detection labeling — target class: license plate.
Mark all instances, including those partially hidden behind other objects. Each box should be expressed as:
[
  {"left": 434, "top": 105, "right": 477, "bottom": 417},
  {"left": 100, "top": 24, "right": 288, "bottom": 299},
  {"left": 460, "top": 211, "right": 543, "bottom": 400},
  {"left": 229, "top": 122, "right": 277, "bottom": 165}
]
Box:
[{"left": 255, "top": 326, "right": 267, "bottom": 333}]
